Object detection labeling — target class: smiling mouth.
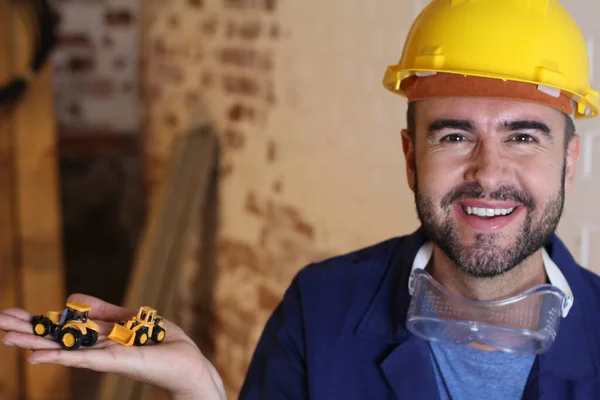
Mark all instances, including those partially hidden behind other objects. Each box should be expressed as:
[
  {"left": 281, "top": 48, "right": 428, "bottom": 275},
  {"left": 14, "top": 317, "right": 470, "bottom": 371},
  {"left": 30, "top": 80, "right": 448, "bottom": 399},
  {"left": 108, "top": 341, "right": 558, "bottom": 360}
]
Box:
[{"left": 461, "top": 206, "right": 516, "bottom": 218}]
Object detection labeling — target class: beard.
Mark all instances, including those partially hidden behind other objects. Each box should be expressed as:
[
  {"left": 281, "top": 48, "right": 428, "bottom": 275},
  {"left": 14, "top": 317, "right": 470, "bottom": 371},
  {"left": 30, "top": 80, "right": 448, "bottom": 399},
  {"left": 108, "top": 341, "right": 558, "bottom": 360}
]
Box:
[{"left": 414, "top": 165, "right": 566, "bottom": 278}]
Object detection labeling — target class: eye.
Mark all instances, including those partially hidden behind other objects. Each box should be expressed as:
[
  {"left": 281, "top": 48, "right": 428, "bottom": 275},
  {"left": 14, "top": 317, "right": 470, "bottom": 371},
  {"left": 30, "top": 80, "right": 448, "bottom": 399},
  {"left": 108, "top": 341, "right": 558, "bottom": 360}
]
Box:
[
  {"left": 510, "top": 134, "right": 537, "bottom": 143},
  {"left": 440, "top": 133, "right": 467, "bottom": 143}
]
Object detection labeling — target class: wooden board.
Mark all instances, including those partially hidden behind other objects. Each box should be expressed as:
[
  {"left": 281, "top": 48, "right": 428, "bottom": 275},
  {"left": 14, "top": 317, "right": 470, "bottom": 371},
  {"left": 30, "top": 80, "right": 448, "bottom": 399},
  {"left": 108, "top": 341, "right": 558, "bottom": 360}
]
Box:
[
  {"left": 97, "top": 126, "right": 218, "bottom": 400},
  {"left": 0, "top": 1, "right": 22, "bottom": 398},
  {"left": 8, "top": 2, "right": 69, "bottom": 399}
]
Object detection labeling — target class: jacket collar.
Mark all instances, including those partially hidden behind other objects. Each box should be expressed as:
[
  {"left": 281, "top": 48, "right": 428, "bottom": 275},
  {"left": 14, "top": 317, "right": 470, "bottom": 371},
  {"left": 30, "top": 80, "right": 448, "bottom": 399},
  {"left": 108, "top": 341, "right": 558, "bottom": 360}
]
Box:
[{"left": 355, "top": 227, "right": 599, "bottom": 381}]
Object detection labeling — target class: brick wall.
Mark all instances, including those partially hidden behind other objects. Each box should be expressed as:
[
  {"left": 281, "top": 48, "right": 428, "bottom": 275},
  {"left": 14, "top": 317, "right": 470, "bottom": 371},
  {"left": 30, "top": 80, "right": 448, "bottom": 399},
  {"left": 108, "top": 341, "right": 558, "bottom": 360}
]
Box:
[
  {"left": 140, "top": 0, "right": 421, "bottom": 396},
  {"left": 51, "top": 0, "right": 140, "bottom": 134}
]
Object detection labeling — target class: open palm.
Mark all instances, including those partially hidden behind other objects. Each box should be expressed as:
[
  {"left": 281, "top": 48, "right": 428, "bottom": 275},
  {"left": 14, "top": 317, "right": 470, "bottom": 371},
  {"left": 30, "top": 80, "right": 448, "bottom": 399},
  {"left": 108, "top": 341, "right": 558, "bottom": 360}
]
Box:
[{"left": 0, "top": 293, "right": 226, "bottom": 400}]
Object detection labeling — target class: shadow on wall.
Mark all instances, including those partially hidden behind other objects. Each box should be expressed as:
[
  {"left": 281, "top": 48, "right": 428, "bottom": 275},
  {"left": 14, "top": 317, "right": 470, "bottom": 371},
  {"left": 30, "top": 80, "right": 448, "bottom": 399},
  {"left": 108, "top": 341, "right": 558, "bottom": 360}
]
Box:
[{"left": 59, "top": 154, "right": 147, "bottom": 306}]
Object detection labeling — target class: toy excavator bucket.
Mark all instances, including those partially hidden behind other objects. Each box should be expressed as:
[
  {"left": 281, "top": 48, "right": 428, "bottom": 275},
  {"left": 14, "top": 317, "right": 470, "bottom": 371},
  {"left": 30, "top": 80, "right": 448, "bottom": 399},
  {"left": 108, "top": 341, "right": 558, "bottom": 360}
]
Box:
[{"left": 107, "top": 323, "right": 136, "bottom": 346}]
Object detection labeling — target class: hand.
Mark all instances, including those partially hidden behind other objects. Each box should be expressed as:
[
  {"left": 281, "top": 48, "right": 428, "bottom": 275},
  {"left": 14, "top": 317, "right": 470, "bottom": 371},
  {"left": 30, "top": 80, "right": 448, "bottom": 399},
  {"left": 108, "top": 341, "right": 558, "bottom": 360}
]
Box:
[{"left": 0, "top": 293, "right": 226, "bottom": 400}]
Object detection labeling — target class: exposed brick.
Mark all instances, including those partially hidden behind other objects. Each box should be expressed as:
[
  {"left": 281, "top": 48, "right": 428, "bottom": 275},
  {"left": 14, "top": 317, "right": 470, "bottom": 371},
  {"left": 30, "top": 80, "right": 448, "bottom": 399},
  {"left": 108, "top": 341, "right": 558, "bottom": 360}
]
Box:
[
  {"left": 155, "top": 62, "right": 185, "bottom": 84},
  {"left": 272, "top": 179, "right": 283, "bottom": 193},
  {"left": 169, "top": 15, "right": 179, "bottom": 29},
  {"left": 239, "top": 20, "right": 261, "bottom": 40},
  {"left": 153, "top": 38, "right": 168, "bottom": 57},
  {"left": 220, "top": 47, "right": 271, "bottom": 69},
  {"left": 113, "top": 56, "right": 127, "bottom": 70},
  {"left": 68, "top": 56, "right": 94, "bottom": 73},
  {"left": 265, "top": 0, "right": 276, "bottom": 12},
  {"left": 224, "top": 129, "right": 245, "bottom": 150},
  {"left": 227, "top": 102, "right": 254, "bottom": 122},
  {"left": 245, "top": 191, "right": 262, "bottom": 216},
  {"left": 223, "top": 75, "right": 260, "bottom": 96},
  {"left": 219, "top": 162, "right": 234, "bottom": 178},
  {"left": 57, "top": 34, "right": 92, "bottom": 48},
  {"left": 185, "top": 90, "right": 200, "bottom": 109},
  {"left": 294, "top": 219, "right": 315, "bottom": 240},
  {"left": 201, "top": 17, "right": 218, "bottom": 35},
  {"left": 77, "top": 79, "right": 115, "bottom": 96},
  {"left": 105, "top": 9, "right": 134, "bottom": 26},
  {"left": 266, "top": 140, "right": 277, "bottom": 162},
  {"left": 218, "top": 238, "right": 261, "bottom": 272},
  {"left": 68, "top": 102, "right": 82, "bottom": 117},
  {"left": 164, "top": 112, "right": 180, "bottom": 128}
]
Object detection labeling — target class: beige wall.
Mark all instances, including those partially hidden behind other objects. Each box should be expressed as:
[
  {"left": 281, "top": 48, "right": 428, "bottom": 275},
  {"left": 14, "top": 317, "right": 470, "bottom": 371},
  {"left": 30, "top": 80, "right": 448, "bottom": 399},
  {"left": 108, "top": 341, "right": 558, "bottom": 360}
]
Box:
[
  {"left": 556, "top": 1, "right": 600, "bottom": 273},
  {"left": 46, "top": 0, "right": 599, "bottom": 397}
]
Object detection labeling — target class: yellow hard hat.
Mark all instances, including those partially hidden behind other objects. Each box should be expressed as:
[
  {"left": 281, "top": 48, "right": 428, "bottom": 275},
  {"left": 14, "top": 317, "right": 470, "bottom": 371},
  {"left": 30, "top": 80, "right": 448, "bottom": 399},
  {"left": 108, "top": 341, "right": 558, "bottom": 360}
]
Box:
[{"left": 383, "top": 0, "right": 599, "bottom": 119}]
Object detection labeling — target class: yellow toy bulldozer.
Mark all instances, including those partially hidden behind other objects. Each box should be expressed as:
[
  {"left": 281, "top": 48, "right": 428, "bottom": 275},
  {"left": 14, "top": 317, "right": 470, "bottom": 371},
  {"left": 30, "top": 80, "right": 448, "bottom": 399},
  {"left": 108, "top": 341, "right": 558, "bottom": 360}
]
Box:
[
  {"left": 108, "top": 306, "right": 166, "bottom": 346},
  {"left": 31, "top": 302, "right": 100, "bottom": 351}
]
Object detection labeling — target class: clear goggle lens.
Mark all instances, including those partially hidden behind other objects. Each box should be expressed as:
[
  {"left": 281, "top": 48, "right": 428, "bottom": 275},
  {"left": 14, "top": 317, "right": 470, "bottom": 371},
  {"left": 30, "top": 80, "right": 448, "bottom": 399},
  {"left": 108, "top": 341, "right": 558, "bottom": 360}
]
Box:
[{"left": 407, "top": 269, "right": 567, "bottom": 354}]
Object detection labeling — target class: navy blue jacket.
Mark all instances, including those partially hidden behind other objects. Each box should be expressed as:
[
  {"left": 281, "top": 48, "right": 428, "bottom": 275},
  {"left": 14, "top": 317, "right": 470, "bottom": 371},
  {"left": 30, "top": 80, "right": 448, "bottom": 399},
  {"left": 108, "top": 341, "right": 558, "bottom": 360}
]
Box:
[{"left": 239, "top": 228, "right": 600, "bottom": 399}]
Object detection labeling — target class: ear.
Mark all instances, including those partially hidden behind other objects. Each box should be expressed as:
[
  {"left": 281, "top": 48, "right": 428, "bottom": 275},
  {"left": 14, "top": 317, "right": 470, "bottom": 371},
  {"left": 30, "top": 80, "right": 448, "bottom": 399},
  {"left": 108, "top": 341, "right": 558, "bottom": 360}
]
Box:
[
  {"left": 401, "top": 129, "right": 416, "bottom": 192},
  {"left": 564, "top": 133, "right": 580, "bottom": 194}
]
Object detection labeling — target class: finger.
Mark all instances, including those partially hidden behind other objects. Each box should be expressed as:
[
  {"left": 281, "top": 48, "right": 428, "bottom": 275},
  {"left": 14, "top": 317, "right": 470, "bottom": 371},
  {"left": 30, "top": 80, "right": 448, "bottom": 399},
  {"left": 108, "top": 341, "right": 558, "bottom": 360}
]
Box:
[
  {"left": 2, "top": 308, "right": 32, "bottom": 321},
  {"left": 0, "top": 312, "right": 36, "bottom": 335},
  {"left": 66, "top": 293, "right": 137, "bottom": 322},
  {"left": 96, "top": 321, "right": 116, "bottom": 336},
  {"left": 3, "top": 331, "right": 62, "bottom": 350}
]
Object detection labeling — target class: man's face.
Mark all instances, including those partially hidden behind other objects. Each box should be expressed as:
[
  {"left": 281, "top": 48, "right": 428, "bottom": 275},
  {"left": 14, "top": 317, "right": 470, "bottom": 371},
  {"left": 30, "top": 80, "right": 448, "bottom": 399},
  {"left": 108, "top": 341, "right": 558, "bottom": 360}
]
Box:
[{"left": 402, "top": 98, "right": 580, "bottom": 278}]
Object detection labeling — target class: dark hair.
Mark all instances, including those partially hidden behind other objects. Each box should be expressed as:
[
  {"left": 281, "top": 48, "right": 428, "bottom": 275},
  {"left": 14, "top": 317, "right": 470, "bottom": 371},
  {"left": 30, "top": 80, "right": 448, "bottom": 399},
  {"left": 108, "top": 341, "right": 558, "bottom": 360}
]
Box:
[{"left": 406, "top": 101, "right": 576, "bottom": 151}]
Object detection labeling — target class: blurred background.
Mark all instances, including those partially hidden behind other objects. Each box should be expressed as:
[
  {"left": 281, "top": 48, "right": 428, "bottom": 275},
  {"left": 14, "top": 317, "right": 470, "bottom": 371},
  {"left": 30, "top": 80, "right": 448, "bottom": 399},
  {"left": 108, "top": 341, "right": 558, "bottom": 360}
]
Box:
[{"left": 2, "top": 0, "right": 600, "bottom": 399}]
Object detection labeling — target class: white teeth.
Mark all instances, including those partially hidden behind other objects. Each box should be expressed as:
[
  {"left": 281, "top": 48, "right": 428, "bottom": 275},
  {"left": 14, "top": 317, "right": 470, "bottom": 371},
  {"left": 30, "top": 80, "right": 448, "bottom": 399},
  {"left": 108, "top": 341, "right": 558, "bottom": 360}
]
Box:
[{"left": 464, "top": 206, "right": 515, "bottom": 217}]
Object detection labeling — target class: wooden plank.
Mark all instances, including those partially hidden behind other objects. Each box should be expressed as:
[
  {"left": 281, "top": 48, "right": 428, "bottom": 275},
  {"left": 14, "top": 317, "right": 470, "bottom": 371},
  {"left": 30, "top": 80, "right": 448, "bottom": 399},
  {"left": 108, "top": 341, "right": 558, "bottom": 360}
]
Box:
[
  {"left": 97, "top": 126, "right": 218, "bottom": 400},
  {"left": 9, "top": 2, "right": 69, "bottom": 399},
  {"left": 0, "top": 0, "right": 22, "bottom": 398}
]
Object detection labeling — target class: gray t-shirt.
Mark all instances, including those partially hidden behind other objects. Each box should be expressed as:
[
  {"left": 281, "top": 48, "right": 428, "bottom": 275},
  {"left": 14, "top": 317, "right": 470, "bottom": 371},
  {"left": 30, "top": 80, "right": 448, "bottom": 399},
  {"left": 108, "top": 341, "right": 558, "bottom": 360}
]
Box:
[{"left": 429, "top": 342, "right": 536, "bottom": 400}]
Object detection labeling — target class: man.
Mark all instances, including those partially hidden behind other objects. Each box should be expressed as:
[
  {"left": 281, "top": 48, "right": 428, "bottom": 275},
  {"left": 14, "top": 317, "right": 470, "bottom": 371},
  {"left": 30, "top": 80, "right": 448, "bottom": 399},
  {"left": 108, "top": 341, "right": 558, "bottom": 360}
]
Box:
[{"left": 2, "top": 0, "right": 600, "bottom": 398}]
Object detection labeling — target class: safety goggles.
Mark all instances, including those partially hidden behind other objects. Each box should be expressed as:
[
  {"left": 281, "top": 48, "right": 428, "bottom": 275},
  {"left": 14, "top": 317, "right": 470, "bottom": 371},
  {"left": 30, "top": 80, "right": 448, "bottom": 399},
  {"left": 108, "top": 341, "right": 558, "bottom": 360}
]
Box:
[{"left": 406, "top": 242, "right": 574, "bottom": 355}]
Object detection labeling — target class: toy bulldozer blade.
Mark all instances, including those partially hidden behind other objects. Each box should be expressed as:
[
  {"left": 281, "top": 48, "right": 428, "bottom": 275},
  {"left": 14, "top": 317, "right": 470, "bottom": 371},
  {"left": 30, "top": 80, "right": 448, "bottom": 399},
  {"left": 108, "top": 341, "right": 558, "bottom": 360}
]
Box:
[
  {"left": 108, "top": 324, "right": 137, "bottom": 346},
  {"left": 107, "top": 306, "right": 166, "bottom": 347}
]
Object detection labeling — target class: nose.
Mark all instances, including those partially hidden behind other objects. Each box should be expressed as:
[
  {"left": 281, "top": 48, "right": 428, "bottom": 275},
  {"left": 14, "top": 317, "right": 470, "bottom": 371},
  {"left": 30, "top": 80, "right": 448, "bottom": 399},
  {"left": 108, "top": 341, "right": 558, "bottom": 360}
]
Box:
[{"left": 464, "top": 140, "right": 511, "bottom": 192}]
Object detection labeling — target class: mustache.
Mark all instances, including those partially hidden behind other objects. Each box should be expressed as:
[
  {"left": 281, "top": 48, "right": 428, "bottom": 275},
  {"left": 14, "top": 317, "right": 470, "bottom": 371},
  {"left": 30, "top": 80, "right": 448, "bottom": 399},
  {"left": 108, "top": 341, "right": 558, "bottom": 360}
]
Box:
[{"left": 440, "top": 182, "right": 535, "bottom": 209}]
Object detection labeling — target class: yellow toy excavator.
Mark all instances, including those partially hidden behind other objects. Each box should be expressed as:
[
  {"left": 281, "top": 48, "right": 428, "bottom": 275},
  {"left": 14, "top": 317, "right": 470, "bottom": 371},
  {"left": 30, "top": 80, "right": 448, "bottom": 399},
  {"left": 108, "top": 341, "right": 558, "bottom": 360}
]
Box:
[
  {"left": 31, "top": 302, "right": 100, "bottom": 351},
  {"left": 108, "top": 306, "right": 167, "bottom": 346}
]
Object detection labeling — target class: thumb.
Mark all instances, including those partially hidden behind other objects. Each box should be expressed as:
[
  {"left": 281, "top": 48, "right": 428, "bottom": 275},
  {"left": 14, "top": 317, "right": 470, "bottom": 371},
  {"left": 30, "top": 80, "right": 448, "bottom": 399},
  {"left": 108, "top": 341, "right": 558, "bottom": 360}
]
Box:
[{"left": 66, "top": 293, "right": 137, "bottom": 323}]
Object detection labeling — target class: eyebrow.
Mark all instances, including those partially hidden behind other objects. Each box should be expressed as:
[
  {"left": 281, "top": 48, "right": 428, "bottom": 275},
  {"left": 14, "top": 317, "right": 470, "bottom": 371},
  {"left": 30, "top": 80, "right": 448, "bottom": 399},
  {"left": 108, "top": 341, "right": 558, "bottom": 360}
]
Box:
[
  {"left": 427, "top": 119, "right": 474, "bottom": 137},
  {"left": 427, "top": 119, "right": 552, "bottom": 138},
  {"left": 501, "top": 120, "right": 551, "bottom": 136}
]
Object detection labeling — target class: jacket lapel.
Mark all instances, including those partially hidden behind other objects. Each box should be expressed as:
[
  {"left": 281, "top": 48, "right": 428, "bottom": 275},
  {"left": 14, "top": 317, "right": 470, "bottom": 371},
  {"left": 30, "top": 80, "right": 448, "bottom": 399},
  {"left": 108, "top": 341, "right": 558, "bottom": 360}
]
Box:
[
  {"left": 355, "top": 228, "right": 440, "bottom": 399},
  {"left": 537, "top": 236, "right": 598, "bottom": 379},
  {"left": 380, "top": 335, "right": 440, "bottom": 400}
]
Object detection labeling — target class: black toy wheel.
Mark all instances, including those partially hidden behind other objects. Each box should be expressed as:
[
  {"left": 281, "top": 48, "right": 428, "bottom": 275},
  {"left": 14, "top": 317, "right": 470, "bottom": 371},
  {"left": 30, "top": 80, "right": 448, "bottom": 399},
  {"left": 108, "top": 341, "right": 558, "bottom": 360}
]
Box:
[
  {"left": 82, "top": 329, "right": 98, "bottom": 347},
  {"left": 134, "top": 328, "right": 148, "bottom": 346},
  {"left": 31, "top": 317, "right": 53, "bottom": 337},
  {"left": 59, "top": 328, "right": 82, "bottom": 351},
  {"left": 152, "top": 326, "right": 166, "bottom": 343}
]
